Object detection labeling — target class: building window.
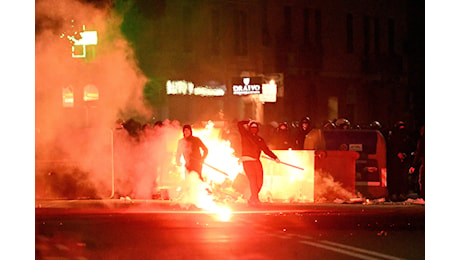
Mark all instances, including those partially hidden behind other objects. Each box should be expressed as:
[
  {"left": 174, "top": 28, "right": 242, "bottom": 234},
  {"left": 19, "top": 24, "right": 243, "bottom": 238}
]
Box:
[
  {"left": 328, "top": 96, "right": 338, "bottom": 120},
  {"left": 363, "top": 15, "right": 370, "bottom": 57},
  {"left": 303, "top": 8, "right": 311, "bottom": 45},
  {"left": 183, "top": 6, "right": 192, "bottom": 52},
  {"left": 284, "top": 6, "right": 292, "bottom": 40},
  {"left": 315, "top": 9, "right": 322, "bottom": 48},
  {"left": 62, "top": 85, "right": 74, "bottom": 107},
  {"left": 211, "top": 9, "right": 220, "bottom": 55},
  {"left": 233, "top": 10, "right": 247, "bottom": 56},
  {"left": 262, "top": 1, "right": 271, "bottom": 46},
  {"left": 71, "top": 28, "right": 98, "bottom": 59},
  {"left": 346, "top": 13, "right": 353, "bottom": 53},
  {"left": 388, "top": 18, "right": 395, "bottom": 54},
  {"left": 345, "top": 104, "right": 355, "bottom": 123},
  {"left": 84, "top": 84, "right": 99, "bottom": 102},
  {"left": 374, "top": 18, "right": 380, "bottom": 54}
]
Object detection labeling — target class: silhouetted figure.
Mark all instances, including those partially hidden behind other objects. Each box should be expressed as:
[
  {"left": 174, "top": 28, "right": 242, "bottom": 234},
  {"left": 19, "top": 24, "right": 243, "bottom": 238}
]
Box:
[
  {"left": 113, "top": 118, "right": 139, "bottom": 198},
  {"left": 238, "top": 120, "right": 280, "bottom": 206},
  {"left": 322, "top": 120, "right": 336, "bottom": 129},
  {"left": 335, "top": 118, "right": 351, "bottom": 129},
  {"left": 295, "top": 117, "right": 313, "bottom": 149},
  {"left": 270, "top": 122, "right": 294, "bottom": 149},
  {"left": 175, "top": 125, "right": 208, "bottom": 181},
  {"left": 409, "top": 126, "right": 425, "bottom": 199},
  {"left": 387, "top": 121, "right": 415, "bottom": 201},
  {"left": 122, "top": 118, "right": 142, "bottom": 141}
]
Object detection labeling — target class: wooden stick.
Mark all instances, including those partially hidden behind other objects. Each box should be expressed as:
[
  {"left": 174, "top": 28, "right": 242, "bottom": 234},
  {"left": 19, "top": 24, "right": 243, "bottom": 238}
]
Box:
[
  {"left": 203, "top": 162, "right": 229, "bottom": 176},
  {"left": 261, "top": 155, "right": 304, "bottom": 171}
]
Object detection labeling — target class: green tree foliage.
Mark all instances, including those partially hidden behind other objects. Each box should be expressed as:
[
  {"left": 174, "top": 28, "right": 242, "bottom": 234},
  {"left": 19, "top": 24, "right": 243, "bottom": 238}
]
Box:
[{"left": 143, "top": 77, "right": 166, "bottom": 108}]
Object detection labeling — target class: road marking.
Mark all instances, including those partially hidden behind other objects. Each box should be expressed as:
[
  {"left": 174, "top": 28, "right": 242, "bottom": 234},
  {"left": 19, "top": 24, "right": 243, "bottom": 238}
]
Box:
[
  {"left": 299, "top": 240, "right": 383, "bottom": 260},
  {"left": 269, "top": 230, "right": 406, "bottom": 260},
  {"left": 298, "top": 235, "right": 313, "bottom": 240},
  {"left": 320, "top": 240, "right": 406, "bottom": 260},
  {"left": 227, "top": 212, "right": 407, "bottom": 260}
]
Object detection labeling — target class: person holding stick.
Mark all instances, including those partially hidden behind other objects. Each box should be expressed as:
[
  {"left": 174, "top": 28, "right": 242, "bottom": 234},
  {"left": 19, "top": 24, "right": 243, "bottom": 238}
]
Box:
[
  {"left": 238, "top": 120, "right": 280, "bottom": 206},
  {"left": 176, "top": 125, "right": 208, "bottom": 182}
]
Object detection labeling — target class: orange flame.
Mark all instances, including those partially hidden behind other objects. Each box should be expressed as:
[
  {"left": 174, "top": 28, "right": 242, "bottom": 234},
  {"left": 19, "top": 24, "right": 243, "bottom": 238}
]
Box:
[
  {"left": 193, "top": 121, "right": 243, "bottom": 183},
  {"left": 174, "top": 121, "right": 239, "bottom": 220}
]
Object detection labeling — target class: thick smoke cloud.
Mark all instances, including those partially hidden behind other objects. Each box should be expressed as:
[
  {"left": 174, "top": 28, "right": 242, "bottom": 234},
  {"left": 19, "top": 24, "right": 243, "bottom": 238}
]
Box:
[
  {"left": 35, "top": 0, "right": 363, "bottom": 203},
  {"left": 35, "top": 0, "right": 159, "bottom": 199},
  {"left": 35, "top": 0, "right": 149, "bottom": 128}
]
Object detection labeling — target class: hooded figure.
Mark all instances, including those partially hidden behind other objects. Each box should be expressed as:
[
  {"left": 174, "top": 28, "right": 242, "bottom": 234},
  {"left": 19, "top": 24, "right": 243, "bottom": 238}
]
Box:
[{"left": 176, "top": 125, "right": 208, "bottom": 181}]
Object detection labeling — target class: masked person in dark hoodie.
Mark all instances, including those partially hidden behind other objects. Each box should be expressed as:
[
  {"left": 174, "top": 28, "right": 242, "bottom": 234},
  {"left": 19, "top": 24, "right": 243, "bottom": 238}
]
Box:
[
  {"left": 238, "top": 120, "right": 280, "bottom": 206},
  {"left": 176, "top": 125, "right": 208, "bottom": 182}
]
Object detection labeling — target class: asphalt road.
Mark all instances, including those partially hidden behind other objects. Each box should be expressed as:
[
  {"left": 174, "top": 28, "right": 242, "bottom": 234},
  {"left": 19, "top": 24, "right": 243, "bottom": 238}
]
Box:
[{"left": 35, "top": 200, "right": 425, "bottom": 260}]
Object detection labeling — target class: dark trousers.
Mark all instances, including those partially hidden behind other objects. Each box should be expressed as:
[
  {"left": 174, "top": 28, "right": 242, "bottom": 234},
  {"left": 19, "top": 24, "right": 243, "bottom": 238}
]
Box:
[
  {"left": 186, "top": 160, "right": 204, "bottom": 181},
  {"left": 242, "top": 160, "right": 264, "bottom": 202},
  {"left": 419, "top": 163, "right": 425, "bottom": 199},
  {"left": 388, "top": 159, "right": 409, "bottom": 198}
]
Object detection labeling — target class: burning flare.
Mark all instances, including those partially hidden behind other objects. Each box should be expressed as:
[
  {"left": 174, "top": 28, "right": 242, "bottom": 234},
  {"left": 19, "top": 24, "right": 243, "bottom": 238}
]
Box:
[{"left": 173, "top": 121, "right": 240, "bottom": 220}]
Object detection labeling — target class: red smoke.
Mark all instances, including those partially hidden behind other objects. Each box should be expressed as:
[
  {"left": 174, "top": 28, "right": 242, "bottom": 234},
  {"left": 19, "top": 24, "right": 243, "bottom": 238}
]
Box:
[{"left": 35, "top": 0, "right": 153, "bottom": 199}]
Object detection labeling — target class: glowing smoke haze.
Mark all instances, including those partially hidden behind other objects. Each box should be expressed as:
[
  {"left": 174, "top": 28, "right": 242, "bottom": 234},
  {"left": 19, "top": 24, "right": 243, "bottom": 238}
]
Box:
[
  {"left": 35, "top": 0, "right": 359, "bottom": 204},
  {"left": 35, "top": 0, "right": 154, "bottom": 199},
  {"left": 35, "top": 0, "right": 149, "bottom": 128}
]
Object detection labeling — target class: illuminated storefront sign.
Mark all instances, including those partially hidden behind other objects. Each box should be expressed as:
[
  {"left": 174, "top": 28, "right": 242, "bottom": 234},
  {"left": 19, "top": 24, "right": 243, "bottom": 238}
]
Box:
[
  {"left": 259, "top": 79, "right": 277, "bottom": 102},
  {"left": 264, "top": 73, "right": 284, "bottom": 97},
  {"left": 232, "top": 77, "right": 263, "bottom": 95},
  {"left": 193, "top": 86, "right": 225, "bottom": 96},
  {"left": 166, "top": 80, "right": 194, "bottom": 95},
  {"left": 166, "top": 80, "right": 226, "bottom": 97}
]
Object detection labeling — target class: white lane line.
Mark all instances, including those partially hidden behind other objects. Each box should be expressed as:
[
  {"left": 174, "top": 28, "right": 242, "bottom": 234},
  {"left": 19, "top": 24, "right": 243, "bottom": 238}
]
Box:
[
  {"left": 296, "top": 235, "right": 313, "bottom": 240},
  {"left": 275, "top": 232, "right": 406, "bottom": 260},
  {"left": 299, "top": 240, "right": 382, "bottom": 260},
  {"left": 320, "top": 240, "right": 406, "bottom": 260},
  {"left": 239, "top": 217, "right": 406, "bottom": 260}
]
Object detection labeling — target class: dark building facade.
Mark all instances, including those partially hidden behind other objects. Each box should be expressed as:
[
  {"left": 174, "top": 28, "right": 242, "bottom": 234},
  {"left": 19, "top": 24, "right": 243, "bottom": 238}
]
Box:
[
  {"left": 127, "top": 0, "right": 422, "bottom": 129},
  {"left": 36, "top": 0, "right": 423, "bottom": 130}
]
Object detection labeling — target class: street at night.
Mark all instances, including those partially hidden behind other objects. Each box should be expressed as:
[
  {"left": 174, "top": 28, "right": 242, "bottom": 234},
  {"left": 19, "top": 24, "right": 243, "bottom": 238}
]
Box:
[
  {"left": 3, "top": 0, "right": 445, "bottom": 258},
  {"left": 36, "top": 200, "right": 424, "bottom": 259}
]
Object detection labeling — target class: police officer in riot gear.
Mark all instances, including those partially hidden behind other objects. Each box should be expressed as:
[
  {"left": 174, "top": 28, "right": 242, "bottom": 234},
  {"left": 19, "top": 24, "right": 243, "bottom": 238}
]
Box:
[
  {"left": 270, "top": 121, "right": 294, "bottom": 149},
  {"left": 295, "top": 117, "right": 313, "bottom": 149},
  {"left": 335, "top": 118, "right": 351, "bottom": 129},
  {"left": 386, "top": 121, "right": 415, "bottom": 201}
]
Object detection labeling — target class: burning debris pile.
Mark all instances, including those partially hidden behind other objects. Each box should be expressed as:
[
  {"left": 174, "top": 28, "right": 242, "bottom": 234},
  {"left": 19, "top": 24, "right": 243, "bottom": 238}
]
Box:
[{"left": 36, "top": 118, "right": 366, "bottom": 208}]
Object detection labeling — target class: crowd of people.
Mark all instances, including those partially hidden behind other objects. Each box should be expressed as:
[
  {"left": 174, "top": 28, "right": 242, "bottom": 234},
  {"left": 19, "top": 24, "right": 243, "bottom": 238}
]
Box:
[
  {"left": 114, "top": 116, "right": 425, "bottom": 203},
  {"left": 220, "top": 116, "right": 425, "bottom": 202}
]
